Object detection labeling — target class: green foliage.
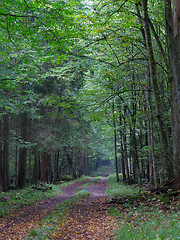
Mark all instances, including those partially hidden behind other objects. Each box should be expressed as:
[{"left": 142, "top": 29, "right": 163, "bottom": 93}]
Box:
[
  {"left": 108, "top": 206, "right": 120, "bottom": 216},
  {"left": 77, "top": 177, "right": 103, "bottom": 188},
  {"left": 90, "top": 165, "right": 114, "bottom": 177},
  {"left": 76, "top": 188, "right": 90, "bottom": 195},
  {"left": 107, "top": 175, "right": 179, "bottom": 240},
  {"left": 0, "top": 0, "right": 176, "bottom": 191},
  {"left": 61, "top": 175, "right": 74, "bottom": 181},
  {"left": 28, "top": 225, "right": 55, "bottom": 240},
  {"left": 107, "top": 174, "right": 140, "bottom": 196},
  {"left": 0, "top": 176, "right": 91, "bottom": 218},
  {"left": 115, "top": 211, "right": 179, "bottom": 240},
  {"left": 0, "top": 184, "right": 62, "bottom": 217},
  {"left": 56, "top": 176, "right": 90, "bottom": 188}
]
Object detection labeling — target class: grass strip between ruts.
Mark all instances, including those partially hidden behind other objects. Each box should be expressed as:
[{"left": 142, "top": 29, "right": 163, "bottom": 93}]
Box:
[{"left": 28, "top": 188, "right": 90, "bottom": 239}]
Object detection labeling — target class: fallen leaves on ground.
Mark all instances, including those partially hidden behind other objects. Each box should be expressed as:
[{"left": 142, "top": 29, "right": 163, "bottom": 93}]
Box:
[
  {"left": 0, "top": 179, "right": 92, "bottom": 240},
  {"left": 52, "top": 197, "right": 117, "bottom": 240}
]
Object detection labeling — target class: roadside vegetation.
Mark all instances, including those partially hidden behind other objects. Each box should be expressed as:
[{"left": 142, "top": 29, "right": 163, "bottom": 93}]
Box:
[
  {"left": 107, "top": 174, "right": 141, "bottom": 197},
  {"left": 90, "top": 166, "right": 107, "bottom": 177},
  {"left": 90, "top": 165, "right": 114, "bottom": 177},
  {"left": 107, "top": 174, "right": 180, "bottom": 240},
  {"left": 27, "top": 173, "right": 179, "bottom": 239},
  {"left": 0, "top": 176, "right": 89, "bottom": 218},
  {"left": 0, "top": 171, "right": 179, "bottom": 239}
]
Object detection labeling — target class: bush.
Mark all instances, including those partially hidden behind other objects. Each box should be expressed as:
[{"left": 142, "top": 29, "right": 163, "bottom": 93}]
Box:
[{"left": 61, "top": 175, "right": 74, "bottom": 181}]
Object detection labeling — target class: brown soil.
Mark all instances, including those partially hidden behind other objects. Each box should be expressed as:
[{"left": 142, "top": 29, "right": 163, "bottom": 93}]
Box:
[
  {"left": 0, "top": 178, "right": 117, "bottom": 240},
  {"left": 53, "top": 177, "right": 117, "bottom": 240},
  {"left": 0, "top": 179, "right": 91, "bottom": 240}
]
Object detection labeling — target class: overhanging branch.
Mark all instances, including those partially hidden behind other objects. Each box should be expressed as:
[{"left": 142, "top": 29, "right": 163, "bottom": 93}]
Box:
[{"left": 0, "top": 12, "right": 38, "bottom": 18}]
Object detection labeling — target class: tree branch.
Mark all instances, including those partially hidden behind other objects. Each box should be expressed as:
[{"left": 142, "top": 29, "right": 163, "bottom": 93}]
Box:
[
  {"left": 0, "top": 12, "right": 38, "bottom": 18},
  {"left": 103, "top": 36, "right": 122, "bottom": 66},
  {"left": 104, "top": 0, "right": 128, "bottom": 25},
  {"left": 69, "top": 52, "right": 118, "bottom": 68}
]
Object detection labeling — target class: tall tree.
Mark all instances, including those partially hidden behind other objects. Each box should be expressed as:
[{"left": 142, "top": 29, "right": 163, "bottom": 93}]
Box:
[
  {"left": 17, "top": 113, "right": 28, "bottom": 188},
  {"left": 164, "top": 0, "right": 180, "bottom": 183},
  {"left": 141, "top": 0, "right": 173, "bottom": 180},
  {"left": 2, "top": 114, "right": 10, "bottom": 191}
]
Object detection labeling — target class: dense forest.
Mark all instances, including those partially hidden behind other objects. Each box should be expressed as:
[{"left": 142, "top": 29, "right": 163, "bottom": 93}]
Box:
[{"left": 0, "top": 0, "right": 180, "bottom": 191}]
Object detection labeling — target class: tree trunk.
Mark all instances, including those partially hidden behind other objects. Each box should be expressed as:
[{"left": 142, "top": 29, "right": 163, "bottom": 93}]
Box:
[
  {"left": 28, "top": 150, "right": 32, "bottom": 184},
  {"left": 124, "top": 129, "right": 130, "bottom": 183},
  {"left": 41, "top": 152, "right": 48, "bottom": 182},
  {"left": 117, "top": 102, "right": 126, "bottom": 181},
  {"left": 164, "top": 0, "right": 180, "bottom": 183},
  {"left": 15, "top": 118, "right": 18, "bottom": 186},
  {"left": 77, "top": 152, "right": 84, "bottom": 178},
  {"left": 123, "top": 107, "right": 130, "bottom": 183},
  {"left": 54, "top": 149, "right": 59, "bottom": 182},
  {"left": 18, "top": 114, "right": 28, "bottom": 188},
  {"left": 83, "top": 155, "right": 90, "bottom": 176},
  {"left": 132, "top": 124, "right": 141, "bottom": 184},
  {"left": 119, "top": 115, "right": 126, "bottom": 182},
  {"left": 131, "top": 85, "right": 141, "bottom": 184},
  {"left": 64, "top": 146, "right": 77, "bottom": 178},
  {"left": 32, "top": 151, "right": 38, "bottom": 185},
  {"left": 2, "top": 114, "right": 10, "bottom": 191},
  {"left": 172, "top": 80, "right": 180, "bottom": 183},
  {"left": 141, "top": 0, "right": 173, "bottom": 181},
  {"left": 145, "top": 70, "right": 159, "bottom": 187},
  {"left": 48, "top": 152, "right": 52, "bottom": 183},
  {"left": 138, "top": 121, "right": 146, "bottom": 180},
  {"left": 0, "top": 118, "right": 2, "bottom": 189},
  {"left": 112, "top": 102, "right": 120, "bottom": 182}
]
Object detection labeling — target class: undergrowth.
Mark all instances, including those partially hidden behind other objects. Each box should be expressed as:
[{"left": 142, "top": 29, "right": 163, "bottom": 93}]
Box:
[
  {"left": 115, "top": 211, "right": 179, "bottom": 240},
  {"left": 78, "top": 176, "right": 102, "bottom": 188},
  {"left": 0, "top": 184, "right": 60, "bottom": 218},
  {"left": 107, "top": 174, "right": 140, "bottom": 196},
  {"left": 0, "top": 176, "right": 89, "bottom": 218},
  {"left": 107, "top": 174, "right": 180, "bottom": 240},
  {"left": 90, "top": 165, "right": 113, "bottom": 177}
]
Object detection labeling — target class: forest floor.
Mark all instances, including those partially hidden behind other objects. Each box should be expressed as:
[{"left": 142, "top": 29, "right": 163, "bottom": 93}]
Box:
[
  {"left": 0, "top": 179, "right": 93, "bottom": 239},
  {"left": 0, "top": 167, "right": 179, "bottom": 240},
  {"left": 49, "top": 177, "right": 117, "bottom": 240},
  {"left": 0, "top": 169, "right": 117, "bottom": 239}
]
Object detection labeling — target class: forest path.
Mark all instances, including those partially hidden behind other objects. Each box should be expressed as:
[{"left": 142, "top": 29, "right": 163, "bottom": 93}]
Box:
[
  {"left": 0, "top": 177, "right": 117, "bottom": 239},
  {"left": 52, "top": 177, "right": 117, "bottom": 240},
  {"left": 0, "top": 179, "right": 93, "bottom": 239}
]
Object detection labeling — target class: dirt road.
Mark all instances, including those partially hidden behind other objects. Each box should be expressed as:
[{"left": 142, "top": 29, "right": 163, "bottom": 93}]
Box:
[
  {"left": 53, "top": 177, "right": 116, "bottom": 240},
  {"left": 0, "top": 178, "right": 116, "bottom": 240}
]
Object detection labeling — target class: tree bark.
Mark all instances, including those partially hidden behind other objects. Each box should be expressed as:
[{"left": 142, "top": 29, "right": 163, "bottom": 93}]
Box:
[
  {"left": 15, "top": 118, "right": 18, "bottom": 186},
  {"left": 2, "top": 114, "right": 10, "bottom": 191},
  {"left": 164, "top": 0, "right": 180, "bottom": 183},
  {"left": 64, "top": 146, "right": 77, "bottom": 178},
  {"left": 112, "top": 102, "right": 120, "bottom": 182},
  {"left": 131, "top": 84, "right": 141, "bottom": 184},
  {"left": 18, "top": 114, "right": 28, "bottom": 188},
  {"left": 145, "top": 81, "right": 159, "bottom": 187},
  {"left": 119, "top": 113, "right": 126, "bottom": 182},
  {"left": 141, "top": 0, "right": 173, "bottom": 181},
  {"left": 41, "top": 152, "right": 48, "bottom": 182},
  {"left": 54, "top": 149, "right": 59, "bottom": 182},
  {"left": 123, "top": 107, "right": 130, "bottom": 183},
  {"left": 0, "top": 118, "right": 2, "bottom": 189},
  {"left": 32, "top": 151, "right": 38, "bottom": 185}
]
